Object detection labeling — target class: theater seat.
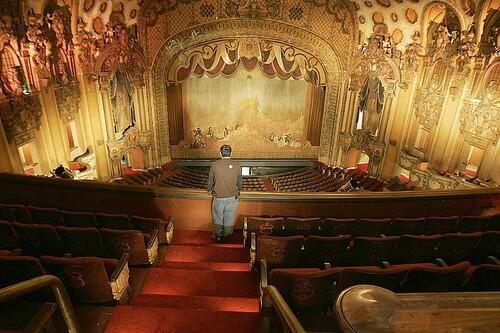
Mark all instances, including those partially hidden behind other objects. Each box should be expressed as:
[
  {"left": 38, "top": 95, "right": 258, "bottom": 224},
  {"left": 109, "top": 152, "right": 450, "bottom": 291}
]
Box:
[
  {"left": 245, "top": 217, "right": 287, "bottom": 246},
  {"left": 61, "top": 210, "right": 98, "bottom": 228},
  {"left": 56, "top": 226, "right": 107, "bottom": 258},
  {"left": 0, "top": 204, "right": 30, "bottom": 223},
  {"left": 96, "top": 213, "right": 133, "bottom": 230},
  {"left": 40, "top": 254, "right": 130, "bottom": 304},
  {"left": 403, "top": 261, "right": 470, "bottom": 292},
  {"left": 422, "top": 216, "right": 458, "bottom": 235},
  {"left": 303, "top": 235, "right": 352, "bottom": 268},
  {"left": 283, "top": 217, "right": 322, "bottom": 237},
  {"left": 130, "top": 215, "right": 173, "bottom": 244},
  {"left": 435, "top": 232, "right": 482, "bottom": 265},
  {"left": 256, "top": 236, "right": 304, "bottom": 271},
  {"left": 348, "top": 236, "right": 399, "bottom": 266},
  {"left": 392, "top": 234, "right": 441, "bottom": 264},
  {"left": 0, "top": 220, "right": 19, "bottom": 250},
  {"left": 270, "top": 268, "right": 335, "bottom": 314},
  {"left": 463, "top": 264, "right": 500, "bottom": 291},
  {"left": 11, "top": 222, "right": 66, "bottom": 257},
  {"left": 353, "top": 218, "right": 392, "bottom": 237},
  {"left": 27, "top": 206, "right": 63, "bottom": 226},
  {"left": 322, "top": 218, "right": 355, "bottom": 236},
  {"left": 100, "top": 228, "right": 158, "bottom": 265},
  {"left": 386, "top": 217, "right": 425, "bottom": 236},
  {"left": 470, "top": 231, "right": 500, "bottom": 264},
  {"left": 0, "top": 255, "right": 46, "bottom": 289}
]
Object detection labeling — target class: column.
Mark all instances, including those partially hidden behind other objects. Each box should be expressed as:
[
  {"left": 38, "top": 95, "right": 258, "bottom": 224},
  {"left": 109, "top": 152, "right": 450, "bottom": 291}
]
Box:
[{"left": 99, "top": 79, "right": 122, "bottom": 178}]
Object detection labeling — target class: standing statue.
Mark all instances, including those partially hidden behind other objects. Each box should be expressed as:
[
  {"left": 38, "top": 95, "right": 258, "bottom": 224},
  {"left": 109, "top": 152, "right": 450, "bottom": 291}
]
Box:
[
  {"left": 0, "top": 31, "right": 24, "bottom": 98},
  {"left": 358, "top": 77, "right": 385, "bottom": 135},
  {"left": 111, "top": 72, "right": 134, "bottom": 134}
]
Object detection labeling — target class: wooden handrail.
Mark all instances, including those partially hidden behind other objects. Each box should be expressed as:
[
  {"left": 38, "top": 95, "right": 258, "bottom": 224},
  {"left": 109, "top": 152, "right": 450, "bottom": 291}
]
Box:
[
  {"left": 0, "top": 275, "right": 81, "bottom": 333},
  {"left": 263, "top": 285, "right": 306, "bottom": 333}
]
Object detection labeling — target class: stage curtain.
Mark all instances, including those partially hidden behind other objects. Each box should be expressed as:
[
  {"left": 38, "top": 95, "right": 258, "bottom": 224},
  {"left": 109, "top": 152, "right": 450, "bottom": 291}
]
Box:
[
  {"left": 167, "top": 84, "right": 184, "bottom": 144},
  {"left": 305, "top": 85, "right": 325, "bottom": 146}
]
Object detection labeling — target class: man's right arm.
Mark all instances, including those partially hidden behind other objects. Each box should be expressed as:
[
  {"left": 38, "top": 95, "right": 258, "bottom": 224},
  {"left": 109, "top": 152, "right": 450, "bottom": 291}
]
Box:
[{"left": 207, "top": 165, "right": 214, "bottom": 194}]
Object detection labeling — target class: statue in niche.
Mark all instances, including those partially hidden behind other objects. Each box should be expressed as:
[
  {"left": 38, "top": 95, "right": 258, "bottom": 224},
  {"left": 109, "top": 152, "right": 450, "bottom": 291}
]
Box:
[
  {"left": 26, "top": 9, "right": 52, "bottom": 85},
  {"left": 0, "top": 31, "right": 24, "bottom": 98},
  {"left": 46, "top": 9, "right": 70, "bottom": 84},
  {"left": 357, "top": 77, "right": 385, "bottom": 135},
  {"left": 111, "top": 71, "right": 134, "bottom": 134}
]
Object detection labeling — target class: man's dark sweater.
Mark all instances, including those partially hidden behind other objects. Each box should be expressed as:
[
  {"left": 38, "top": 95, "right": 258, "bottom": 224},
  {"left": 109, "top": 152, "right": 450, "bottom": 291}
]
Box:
[{"left": 207, "top": 158, "right": 242, "bottom": 198}]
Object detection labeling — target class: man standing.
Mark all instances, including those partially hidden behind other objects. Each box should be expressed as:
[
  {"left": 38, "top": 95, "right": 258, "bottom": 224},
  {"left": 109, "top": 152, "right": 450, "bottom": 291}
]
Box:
[{"left": 207, "top": 145, "right": 242, "bottom": 242}]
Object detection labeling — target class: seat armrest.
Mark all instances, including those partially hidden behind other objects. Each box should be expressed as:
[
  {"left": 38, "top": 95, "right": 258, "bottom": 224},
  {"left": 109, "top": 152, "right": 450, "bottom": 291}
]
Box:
[
  {"left": 381, "top": 261, "right": 391, "bottom": 269},
  {"left": 487, "top": 256, "right": 500, "bottom": 265},
  {"left": 165, "top": 217, "right": 174, "bottom": 244},
  {"left": 110, "top": 253, "right": 130, "bottom": 282},
  {"left": 110, "top": 253, "right": 130, "bottom": 301},
  {"left": 250, "top": 232, "right": 256, "bottom": 270},
  {"left": 434, "top": 257, "right": 448, "bottom": 267},
  {"left": 324, "top": 262, "right": 332, "bottom": 269},
  {"left": 146, "top": 229, "right": 159, "bottom": 265},
  {"left": 243, "top": 217, "right": 248, "bottom": 246}
]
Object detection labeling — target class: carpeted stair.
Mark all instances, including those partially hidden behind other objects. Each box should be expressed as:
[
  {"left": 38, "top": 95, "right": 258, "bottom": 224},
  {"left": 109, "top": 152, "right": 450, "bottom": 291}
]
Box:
[{"left": 105, "top": 230, "right": 261, "bottom": 333}]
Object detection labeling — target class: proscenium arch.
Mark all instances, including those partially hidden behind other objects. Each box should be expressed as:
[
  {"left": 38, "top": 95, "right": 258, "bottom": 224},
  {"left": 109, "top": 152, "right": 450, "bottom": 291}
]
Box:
[{"left": 151, "top": 19, "right": 348, "bottom": 164}]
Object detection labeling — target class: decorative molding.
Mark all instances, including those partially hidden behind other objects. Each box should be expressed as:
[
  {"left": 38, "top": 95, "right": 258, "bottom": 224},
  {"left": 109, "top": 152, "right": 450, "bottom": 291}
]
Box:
[
  {"left": 54, "top": 84, "right": 81, "bottom": 123},
  {"left": 0, "top": 95, "right": 43, "bottom": 144}
]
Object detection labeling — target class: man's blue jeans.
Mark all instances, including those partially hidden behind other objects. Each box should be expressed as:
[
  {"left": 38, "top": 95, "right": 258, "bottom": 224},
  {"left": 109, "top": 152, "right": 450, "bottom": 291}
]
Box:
[{"left": 212, "top": 196, "right": 238, "bottom": 238}]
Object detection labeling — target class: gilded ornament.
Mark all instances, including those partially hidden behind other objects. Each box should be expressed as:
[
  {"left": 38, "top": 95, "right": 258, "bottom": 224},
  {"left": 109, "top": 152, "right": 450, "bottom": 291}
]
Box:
[
  {"left": 100, "top": 2, "right": 107, "bottom": 12},
  {"left": 394, "top": 0, "right": 402, "bottom": 2},
  {"left": 376, "top": 0, "right": 391, "bottom": 7},
  {"left": 359, "top": 15, "right": 366, "bottom": 24},
  {"left": 391, "top": 13, "right": 397, "bottom": 22},
  {"left": 405, "top": 8, "right": 417, "bottom": 24},
  {"left": 83, "top": 0, "right": 95, "bottom": 12},
  {"left": 93, "top": 17, "right": 104, "bottom": 33},
  {"left": 392, "top": 29, "right": 403, "bottom": 44},
  {"left": 372, "top": 12, "right": 384, "bottom": 24},
  {"left": 130, "top": 9, "right": 137, "bottom": 18},
  {"left": 364, "top": 1, "right": 373, "bottom": 7}
]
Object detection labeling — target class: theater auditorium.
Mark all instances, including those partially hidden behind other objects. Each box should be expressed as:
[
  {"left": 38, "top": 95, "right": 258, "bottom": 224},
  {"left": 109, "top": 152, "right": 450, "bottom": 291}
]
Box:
[{"left": 0, "top": 0, "right": 499, "bottom": 331}]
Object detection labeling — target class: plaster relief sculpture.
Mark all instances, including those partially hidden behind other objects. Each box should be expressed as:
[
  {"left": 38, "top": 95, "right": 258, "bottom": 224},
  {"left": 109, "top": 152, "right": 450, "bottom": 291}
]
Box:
[{"left": 405, "top": 8, "right": 417, "bottom": 24}]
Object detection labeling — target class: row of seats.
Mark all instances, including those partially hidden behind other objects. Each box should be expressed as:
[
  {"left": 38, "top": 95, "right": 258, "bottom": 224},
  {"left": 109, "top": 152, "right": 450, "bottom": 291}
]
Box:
[
  {"left": 253, "top": 233, "right": 500, "bottom": 270},
  {"left": 0, "top": 221, "right": 158, "bottom": 266},
  {"left": 269, "top": 261, "right": 500, "bottom": 316},
  {"left": 0, "top": 203, "right": 173, "bottom": 244},
  {"left": 121, "top": 168, "right": 166, "bottom": 186},
  {"left": 0, "top": 254, "right": 129, "bottom": 304},
  {"left": 243, "top": 215, "right": 500, "bottom": 245}
]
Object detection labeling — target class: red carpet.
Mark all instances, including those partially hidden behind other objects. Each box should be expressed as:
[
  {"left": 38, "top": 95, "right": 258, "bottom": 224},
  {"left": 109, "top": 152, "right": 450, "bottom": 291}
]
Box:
[
  {"left": 105, "top": 307, "right": 260, "bottom": 333},
  {"left": 104, "top": 229, "right": 260, "bottom": 332}
]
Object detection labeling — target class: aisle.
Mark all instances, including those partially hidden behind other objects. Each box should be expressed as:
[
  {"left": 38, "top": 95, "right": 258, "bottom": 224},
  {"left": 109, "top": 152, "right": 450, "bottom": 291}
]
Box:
[{"left": 104, "top": 230, "right": 261, "bottom": 333}]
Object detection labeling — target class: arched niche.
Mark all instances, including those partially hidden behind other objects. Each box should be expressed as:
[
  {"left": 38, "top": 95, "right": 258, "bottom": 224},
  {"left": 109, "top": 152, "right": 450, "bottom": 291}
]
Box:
[
  {"left": 94, "top": 42, "right": 153, "bottom": 177},
  {"left": 151, "top": 19, "right": 347, "bottom": 164},
  {"left": 339, "top": 36, "right": 401, "bottom": 176}
]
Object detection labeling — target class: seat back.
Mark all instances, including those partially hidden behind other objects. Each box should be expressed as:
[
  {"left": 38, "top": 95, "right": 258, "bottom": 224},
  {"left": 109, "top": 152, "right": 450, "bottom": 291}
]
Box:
[
  {"left": 0, "top": 220, "right": 19, "bottom": 250},
  {"left": 386, "top": 218, "right": 425, "bottom": 236},
  {"left": 323, "top": 218, "right": 355, "bottom": 236},
  {"left": 422, "top": 216, "right": 458, "bottom": 235},
  {"left": 270, "top": 268, "right": 336, "bottom": 314},
  {"left": 471, "top": 231, "right": 500, "bottom": 263},
  {"left": 353, "top": 218, "right": 392, "bottom": 237},
  {"left": 40, "top": 256, "right": 115, "bottom": 303},
  {"left": 0, "top": 255, "right": 46, "bottom": 288},
  {"left": 57, "top": 226, "right": 107, "bottom": 257},
  {"left": 247, "top": 217, "right": 287, "bottom": 238},
  {"left": 257, "top": 236, "right": 304, "bottom": 269},
  {"left": 435, "top": 232, "right": 482, "bottom": 264},
  {"left": 486, "top": 214, "right": 500, "bottom": 231},
  {"left": 394, "top": 234, "right": 441, "bottom": 264},
  {"left": 96, "top": 213, "right": 133, "bottom": 230},
  {"left": 283, "top": 217, "right": 322, "bottom": 237},
  {"left": 456, "top": 216, "right": 488, "bottom": 233},
  {"left": 0, "top": 204, "right": 30, "bottom": 223},
  {"left": 349, "top": 236, "right": 400, "bottom": 266},
  {"left": 27, "top": 206, "right": 63, "bottom": 226},
  {"left": 403, "top": 261, "right": 470, "bottom": 292},
  {"left": 335, "top": 266, "right": 408, "bottom": 296},
  {"left": 12, "top": 222, "right": 65, "bottom": 257},
  {"left": 463, "top": 264, "right": 500, "bottom": 291},
  {"left": 303, "top": 235, "right": 352, "bottom": 267},
  {"left": 101, "top": 228, "right": 148, "bottom": 265},
  {"left": 62, "top": 211, "right": 98, "bottom": 228}
]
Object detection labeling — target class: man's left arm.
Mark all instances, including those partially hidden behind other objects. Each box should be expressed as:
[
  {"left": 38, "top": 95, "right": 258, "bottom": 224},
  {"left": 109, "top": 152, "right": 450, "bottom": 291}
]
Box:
[
  {"left": 236, "top": 164, "right": 242, "bottom": 197},
  {"left": 207, "top": 165, "right": 214, "bottom": 194}
]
